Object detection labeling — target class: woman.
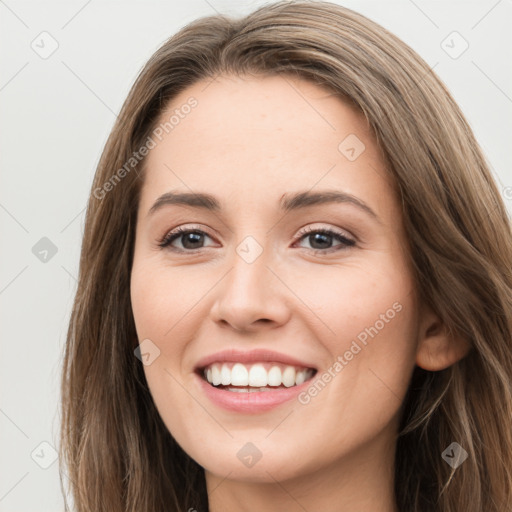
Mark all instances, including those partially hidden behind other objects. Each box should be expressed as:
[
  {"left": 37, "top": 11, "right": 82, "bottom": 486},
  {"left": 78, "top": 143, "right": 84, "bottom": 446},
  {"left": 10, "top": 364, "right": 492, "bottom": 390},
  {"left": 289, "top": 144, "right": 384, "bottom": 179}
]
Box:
[{"left": 59, "top": 1, "right": 512, "bottom": 511}]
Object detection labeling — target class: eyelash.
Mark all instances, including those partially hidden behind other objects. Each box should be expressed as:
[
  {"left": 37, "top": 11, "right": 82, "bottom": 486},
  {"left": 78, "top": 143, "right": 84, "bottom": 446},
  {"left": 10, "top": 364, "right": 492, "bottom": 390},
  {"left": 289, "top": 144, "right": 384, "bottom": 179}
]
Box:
[{"left": 158, "top": 225, "right": 356, "bottom": 254}]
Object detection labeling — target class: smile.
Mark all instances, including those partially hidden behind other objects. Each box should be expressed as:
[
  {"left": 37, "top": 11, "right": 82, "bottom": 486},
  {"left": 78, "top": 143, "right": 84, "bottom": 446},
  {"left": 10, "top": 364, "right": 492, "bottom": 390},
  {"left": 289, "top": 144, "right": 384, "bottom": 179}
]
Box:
[
  {"left": 193, "top": 349, "right": 318, "bottom": 412},
  {"left": 201, "top": 362, "right": 316, "bottom": 392}
]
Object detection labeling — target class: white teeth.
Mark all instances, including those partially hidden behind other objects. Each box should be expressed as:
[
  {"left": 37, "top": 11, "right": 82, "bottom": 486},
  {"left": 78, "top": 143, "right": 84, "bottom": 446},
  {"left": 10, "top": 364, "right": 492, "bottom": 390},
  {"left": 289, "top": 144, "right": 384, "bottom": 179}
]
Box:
[
  {"left": 224, "top": 387, "right": 273, "bottom": 393},
  {"left": 295, "top": 370, "right": 306, "bottom": 385},
  {"left": 267, "top": 366, "right": 282, "bottom": 386},
  {"left": 203, "top": 362, "right": 314, "bottom": 389},
  {"left": 248, "top": 364, "right": 268, "bottom": 387},
  {"left": 220, "top": 364, "right": 231, "bottom": 385},
  {"left": 211, "top": 364, "right": 222, "bottom": 386},
  {"left": 231, "top": 363, "right": 249, "bottom": 386},
  {"left": 282, "top": 366, "right": 296, "bottom": 387}
]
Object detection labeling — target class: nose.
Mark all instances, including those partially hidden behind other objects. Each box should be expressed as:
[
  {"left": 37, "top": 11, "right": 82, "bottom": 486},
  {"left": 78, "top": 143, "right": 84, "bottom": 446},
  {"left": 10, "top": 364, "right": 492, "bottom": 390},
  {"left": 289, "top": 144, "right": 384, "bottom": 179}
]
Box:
[{"left": 209, "top": 245, "right": 291, "bottom": 333}]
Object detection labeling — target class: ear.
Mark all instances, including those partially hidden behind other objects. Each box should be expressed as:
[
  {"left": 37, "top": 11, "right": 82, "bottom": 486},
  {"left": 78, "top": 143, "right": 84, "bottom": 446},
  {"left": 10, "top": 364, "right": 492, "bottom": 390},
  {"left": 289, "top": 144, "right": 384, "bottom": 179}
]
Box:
[{"left": 416, "top": 304, "right": 471, "bottom": 371}]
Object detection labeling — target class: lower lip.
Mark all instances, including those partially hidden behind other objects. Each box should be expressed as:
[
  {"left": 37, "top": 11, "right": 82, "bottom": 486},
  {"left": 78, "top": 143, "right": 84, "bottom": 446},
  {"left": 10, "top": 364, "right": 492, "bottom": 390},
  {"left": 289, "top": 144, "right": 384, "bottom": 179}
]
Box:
[{"left": 195, "top": 372, "right": 314, "bottom": 413}]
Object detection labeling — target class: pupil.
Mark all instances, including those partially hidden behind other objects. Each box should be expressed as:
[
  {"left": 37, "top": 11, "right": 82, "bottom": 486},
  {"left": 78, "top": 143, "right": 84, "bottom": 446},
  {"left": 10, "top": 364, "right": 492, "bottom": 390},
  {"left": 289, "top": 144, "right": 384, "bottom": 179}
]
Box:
[
  {"left": 183, "top": 232, "right": 203, "bottom": 249},
  {"left": 310, "top": 233, "right": 331, "bottom": 249}
]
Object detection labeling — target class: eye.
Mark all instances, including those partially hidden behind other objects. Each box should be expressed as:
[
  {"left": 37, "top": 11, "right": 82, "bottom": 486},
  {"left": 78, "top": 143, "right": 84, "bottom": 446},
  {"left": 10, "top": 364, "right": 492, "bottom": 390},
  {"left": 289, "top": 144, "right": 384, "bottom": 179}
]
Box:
[
  {"left": 158, "top": 225, "right": 356, "bottom": 253},
  {"left": 158, "top": 226, "right": 216, "bottom": 252},
  {"left": 293, "top": 226, "right": 356, "bottom": 253}
]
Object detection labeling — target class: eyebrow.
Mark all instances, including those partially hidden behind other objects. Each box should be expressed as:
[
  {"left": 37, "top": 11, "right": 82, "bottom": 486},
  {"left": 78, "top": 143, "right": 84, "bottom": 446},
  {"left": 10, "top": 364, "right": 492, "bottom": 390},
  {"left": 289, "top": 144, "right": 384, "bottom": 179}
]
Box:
[{"left": 147, "top": 190, "right": 380, "bottom": 222}]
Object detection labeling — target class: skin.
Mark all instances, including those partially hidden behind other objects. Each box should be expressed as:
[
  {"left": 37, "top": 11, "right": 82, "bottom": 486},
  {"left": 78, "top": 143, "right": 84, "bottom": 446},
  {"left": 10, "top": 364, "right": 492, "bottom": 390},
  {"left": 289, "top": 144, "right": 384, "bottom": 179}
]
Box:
[{"left": 130, "top": 74, "right": 469, "bottom": 512}]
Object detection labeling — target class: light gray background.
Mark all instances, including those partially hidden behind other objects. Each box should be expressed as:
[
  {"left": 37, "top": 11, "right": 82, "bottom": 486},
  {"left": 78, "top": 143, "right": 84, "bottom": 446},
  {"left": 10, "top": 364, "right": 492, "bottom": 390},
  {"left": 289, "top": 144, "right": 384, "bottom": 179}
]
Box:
[{"left": 1, "top": 0, "right": 511, "bottom": 510}]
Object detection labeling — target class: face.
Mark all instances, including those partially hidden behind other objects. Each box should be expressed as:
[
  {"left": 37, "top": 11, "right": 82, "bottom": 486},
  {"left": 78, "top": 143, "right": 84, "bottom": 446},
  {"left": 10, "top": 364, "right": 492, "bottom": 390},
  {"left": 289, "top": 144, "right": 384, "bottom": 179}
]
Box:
[{"left": 130, "top": 74, "right": 421, "bottom": 483}]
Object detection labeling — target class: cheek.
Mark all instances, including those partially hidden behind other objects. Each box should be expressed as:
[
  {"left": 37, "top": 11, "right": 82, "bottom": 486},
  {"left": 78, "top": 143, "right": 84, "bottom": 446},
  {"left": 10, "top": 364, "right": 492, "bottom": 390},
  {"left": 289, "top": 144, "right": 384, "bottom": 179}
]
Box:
[
  {"left": 290, "top": 255, "right": 415, "bottom": 354},
  {"left": 292, "top": 258, "right": 418, "bottom": 442},
  {"left": 130, "top": 257, "right": 210, "bottom": 344},
  {"left": 130, "top": 257, "right": 217, "bottom": 413},
  {"left": 130, "top": 259, "right": 205, "bottom": 440}
]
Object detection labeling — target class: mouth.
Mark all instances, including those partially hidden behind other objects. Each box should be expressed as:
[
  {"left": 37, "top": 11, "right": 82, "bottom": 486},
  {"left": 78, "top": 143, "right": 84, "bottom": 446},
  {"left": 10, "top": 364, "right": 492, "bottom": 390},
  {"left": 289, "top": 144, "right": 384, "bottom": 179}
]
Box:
[
  {"left": 193, "top": 349, "right": 319, "bottom": 412},
  {"left": 197, "top": 361, "right": 317, "bottom": 393}
]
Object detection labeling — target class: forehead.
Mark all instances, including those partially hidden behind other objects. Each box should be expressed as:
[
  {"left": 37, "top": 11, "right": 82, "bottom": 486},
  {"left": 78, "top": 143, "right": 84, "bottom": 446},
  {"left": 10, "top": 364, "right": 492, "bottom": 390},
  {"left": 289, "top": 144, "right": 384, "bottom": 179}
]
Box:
[{"left": 140, "top": 74, "right": 395, "bottom": 217}]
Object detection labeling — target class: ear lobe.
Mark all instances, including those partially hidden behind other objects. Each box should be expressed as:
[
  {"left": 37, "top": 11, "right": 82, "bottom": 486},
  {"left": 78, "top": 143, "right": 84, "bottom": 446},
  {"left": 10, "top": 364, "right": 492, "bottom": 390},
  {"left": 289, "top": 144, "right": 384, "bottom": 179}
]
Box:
[{"left": 415, "top": 310, "right": 472, "bottom": 372}]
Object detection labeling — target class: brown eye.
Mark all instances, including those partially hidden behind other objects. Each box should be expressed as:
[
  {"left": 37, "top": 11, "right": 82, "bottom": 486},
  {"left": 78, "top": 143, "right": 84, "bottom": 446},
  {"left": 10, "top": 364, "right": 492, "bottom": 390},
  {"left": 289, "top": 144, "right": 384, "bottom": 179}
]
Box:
[
  {"left": 295, "top": 227, "right": 355, "bottom": 252},
  {"left": 159, "top": 227, "right": 215, "bottom": 251}
]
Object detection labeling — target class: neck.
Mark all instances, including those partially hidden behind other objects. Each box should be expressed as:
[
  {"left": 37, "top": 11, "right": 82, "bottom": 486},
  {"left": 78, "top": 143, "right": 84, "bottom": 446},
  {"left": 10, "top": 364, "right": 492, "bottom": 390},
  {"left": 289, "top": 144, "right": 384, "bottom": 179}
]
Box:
[{"left": 205, "top": 432, "right": 399, "bottom": 512}]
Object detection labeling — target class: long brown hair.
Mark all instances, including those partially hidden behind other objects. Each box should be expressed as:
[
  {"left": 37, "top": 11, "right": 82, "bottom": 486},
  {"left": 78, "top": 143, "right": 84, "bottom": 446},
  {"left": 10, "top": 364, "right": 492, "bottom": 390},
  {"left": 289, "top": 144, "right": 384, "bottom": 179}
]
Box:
[{"left": 59, "top": 1, "right": 512, "bottom": 510}]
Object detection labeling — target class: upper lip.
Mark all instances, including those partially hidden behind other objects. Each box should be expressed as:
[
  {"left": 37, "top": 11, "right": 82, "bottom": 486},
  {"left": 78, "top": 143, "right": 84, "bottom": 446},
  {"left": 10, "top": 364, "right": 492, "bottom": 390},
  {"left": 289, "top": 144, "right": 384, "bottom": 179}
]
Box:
[{"left": 194, "top": 348, "right": 317, "bottom": 371}]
